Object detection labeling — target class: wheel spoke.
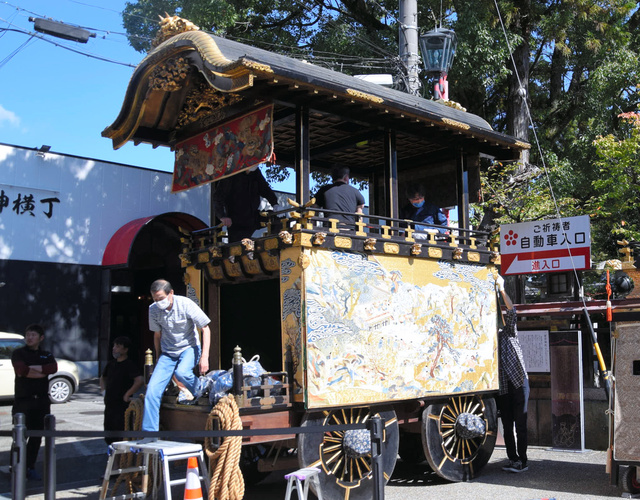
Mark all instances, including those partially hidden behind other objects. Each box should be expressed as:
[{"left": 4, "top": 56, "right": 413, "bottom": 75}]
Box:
[
  {"left": 462, "top": 396, "right": 472, "bottom": 413},
  {"left": 357, "top": 456, "right": 371, "bottom": 473},
  {"left": 324, "top": 449, "right": 343, "bottom": 466},
  {"left": 330, "top": 455, "right": 344, "bottom": 475},
  {"left": 442, "top": 412, "right": 456, "bottom": 423},
  {"left": 324, "top": 435, "right": 342, "bottom": 443},
  {"left": 323, "top": 444, "right": 342, "bottom": 453}
]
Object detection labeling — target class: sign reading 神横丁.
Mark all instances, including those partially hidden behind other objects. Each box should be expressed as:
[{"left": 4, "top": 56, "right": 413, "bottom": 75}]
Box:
[{"left": 500, "top": 215, "right": 591, "bottom": 275}]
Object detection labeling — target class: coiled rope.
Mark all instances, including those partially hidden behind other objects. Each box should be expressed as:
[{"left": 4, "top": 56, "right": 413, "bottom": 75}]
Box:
[
  {"left": 204, "top": 395, "right": 245, "bottom": 500},
  {"left": 110, "top": 395, "right": 147, "bottom": 497}
]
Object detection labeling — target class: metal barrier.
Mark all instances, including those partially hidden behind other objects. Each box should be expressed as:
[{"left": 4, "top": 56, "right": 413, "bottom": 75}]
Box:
[{"left": 7, "top": 413, "right": 386, "bottom": 500}]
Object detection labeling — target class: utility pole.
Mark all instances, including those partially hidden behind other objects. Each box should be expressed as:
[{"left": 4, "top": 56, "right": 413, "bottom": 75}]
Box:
[{"left": 398, "top": 0, "right": 421, "bottom": 95}]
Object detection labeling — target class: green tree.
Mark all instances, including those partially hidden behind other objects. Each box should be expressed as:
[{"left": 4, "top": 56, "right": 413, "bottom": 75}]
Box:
[
  {"left": 590, "top": 111, "right": 640, "bottom": 260},
  {"left": 121, "top": 0, "right": 640, "bottom": 258}
]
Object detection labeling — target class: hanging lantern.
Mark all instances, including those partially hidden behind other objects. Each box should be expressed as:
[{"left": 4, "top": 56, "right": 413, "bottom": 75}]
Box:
[{"left": 419, "top": 28, "right": 458, "bottom": 76}]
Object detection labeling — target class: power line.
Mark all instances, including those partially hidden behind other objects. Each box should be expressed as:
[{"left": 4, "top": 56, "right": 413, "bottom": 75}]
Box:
[
  {"left": 0, "top": 0, "right": 400, "bottom": 77},
  {"left": 0, "top": 22, "right": 135, "bottom": 67},
  {"left": 0, "top": 30, "right": 34, "bottom": 69}
]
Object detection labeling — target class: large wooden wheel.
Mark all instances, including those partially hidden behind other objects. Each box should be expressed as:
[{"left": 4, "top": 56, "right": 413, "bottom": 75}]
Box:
[
  {"left": 298, "top": 406, "right": 399, "bottom": 500},
  {"left": 422, "top": 395, "right": 497, "bottom": 482}
]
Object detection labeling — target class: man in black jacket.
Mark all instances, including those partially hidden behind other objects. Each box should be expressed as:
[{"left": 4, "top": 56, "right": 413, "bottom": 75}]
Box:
[
  {"left": 213, "top": 167, "right": 280, "bottom": 242},
  {"left": 12, "top": 324, "right": 58, "bottom": 480}
]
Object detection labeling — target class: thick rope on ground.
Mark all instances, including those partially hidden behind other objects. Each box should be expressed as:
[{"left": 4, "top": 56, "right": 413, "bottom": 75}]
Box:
[
  {"left": 204, "top": 395, "right": 245, "bottom": 500},
  {"left": 110, "top": 395, "right": 147, "bottom": 497}
]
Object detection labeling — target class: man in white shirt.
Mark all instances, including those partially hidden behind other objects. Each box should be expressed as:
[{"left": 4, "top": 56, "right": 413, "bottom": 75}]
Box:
[{"left": 142, "top": 279, "right": 211, "bottom": 432}]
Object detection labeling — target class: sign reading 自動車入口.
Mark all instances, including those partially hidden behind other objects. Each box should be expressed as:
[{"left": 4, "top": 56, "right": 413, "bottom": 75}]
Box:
[{"left": 500, "top": 215, "right": 591, "bottom": 276}]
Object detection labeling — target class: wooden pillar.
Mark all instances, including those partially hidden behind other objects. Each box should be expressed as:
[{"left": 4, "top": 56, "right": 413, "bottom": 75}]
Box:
[
  {"left": 384, "top": 128, "right": 398, "bottom": 219},
  {"left": 207, "top": 282, "right": 220, "bottom": 370},
  {"left": 295, "top": 105, "right": 310, "bottom": 204},
  {"left": 456, "top": 149, "right": 470, "bottom": 231}
]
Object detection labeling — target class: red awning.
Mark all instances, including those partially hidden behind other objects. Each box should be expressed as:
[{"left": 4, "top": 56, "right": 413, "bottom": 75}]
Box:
[{"left": 102, "top": 212, "right": 207, "bottom": 267}]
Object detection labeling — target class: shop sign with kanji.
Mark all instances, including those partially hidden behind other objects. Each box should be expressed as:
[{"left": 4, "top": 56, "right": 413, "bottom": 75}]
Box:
[{"left": 500, "top": 215, "right": 591, "bottom": 275}]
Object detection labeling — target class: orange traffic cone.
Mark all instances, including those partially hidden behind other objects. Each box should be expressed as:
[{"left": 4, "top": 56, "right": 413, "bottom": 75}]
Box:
[{"left": 184, "top": 457, "right": 204, "bottom": 500}]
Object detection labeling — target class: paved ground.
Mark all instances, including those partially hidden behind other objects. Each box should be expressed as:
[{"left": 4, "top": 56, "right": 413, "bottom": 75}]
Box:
[{"left": 0, "top": 379, "right": 632, "bottom": 500}]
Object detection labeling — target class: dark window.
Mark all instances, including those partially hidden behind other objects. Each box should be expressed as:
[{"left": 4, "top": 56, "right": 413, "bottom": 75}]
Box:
[{"left": 549, "top": 273, "right": 569, "bottom": 294}]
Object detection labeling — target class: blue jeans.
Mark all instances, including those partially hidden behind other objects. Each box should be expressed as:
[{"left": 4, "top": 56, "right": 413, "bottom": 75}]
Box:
[{"left": 142, "top": 345, "right": 200, "bottom": 431}]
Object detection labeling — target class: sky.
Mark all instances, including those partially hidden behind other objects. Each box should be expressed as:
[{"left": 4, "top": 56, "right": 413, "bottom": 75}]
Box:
[
  {"left": 0, "top": 0, "right": 181, "bottom": 171},
  {"left": 0, "top": 0, "right": 303, "bottom": 194}
]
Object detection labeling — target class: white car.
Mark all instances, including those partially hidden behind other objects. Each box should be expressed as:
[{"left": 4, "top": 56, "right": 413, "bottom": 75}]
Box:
[{"left": 0, "top": 332, "right": 81, "bottom": 404}]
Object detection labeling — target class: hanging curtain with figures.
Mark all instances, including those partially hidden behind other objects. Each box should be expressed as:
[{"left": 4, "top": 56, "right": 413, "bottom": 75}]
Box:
[{"left": 171, "top": 104, "right": 274, "bottom": 193}]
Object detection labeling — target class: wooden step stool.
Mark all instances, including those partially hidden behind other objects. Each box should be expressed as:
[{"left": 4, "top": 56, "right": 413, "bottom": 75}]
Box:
[
  {"left": 284, "top": 467, "right": 323, "bottom": 500},
  {"left": 100, "top": 439, "right": 209, "bottom": 500}
]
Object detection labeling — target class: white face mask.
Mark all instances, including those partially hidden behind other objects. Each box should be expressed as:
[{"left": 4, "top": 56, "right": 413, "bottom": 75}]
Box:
[{"left": 156, "top": 297, "right": 171, "bottom": 310}]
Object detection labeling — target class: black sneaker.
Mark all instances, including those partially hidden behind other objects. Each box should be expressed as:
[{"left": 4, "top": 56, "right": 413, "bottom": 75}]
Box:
[
  {"left": 505, "top": 460, "right": 528, "bottom": 473},
  {"left": 502, "top": 460, "right": 517, "bottom": 472}
]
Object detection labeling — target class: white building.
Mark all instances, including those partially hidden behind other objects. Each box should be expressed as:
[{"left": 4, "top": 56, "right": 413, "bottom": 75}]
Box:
[{"left": 0, "top": 143, "right": 210, "bottom": 377}]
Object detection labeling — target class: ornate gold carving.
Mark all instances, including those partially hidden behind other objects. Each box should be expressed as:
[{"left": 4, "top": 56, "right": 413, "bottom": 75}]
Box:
[
  {"left": 515, "top": 140, "right": 531, "bottom": 149},
  {"left": 149, "top": 57, "right": 190, "bottom": 91},
  {"left": 327, "top": 219, "right": 340, "bottom": 233},
  {"left": 197, "top": 251, "right": 209, "bottom": 263},
  {"left": 383, "top": 243, "right": 399, "bottom": 254},
  {"left": 206, "top": 263, "right": 224, "bottom": 280},
  {"left": 364, "top": 238, "right": 377, "bottom": 251},
  {"left": 241, "top": 238, "right": 255, "bottom": 252},
  {"left": 298, "top": 254, "right": 310, "bottom": 269},
  {"left": 223, "top": 259, "right": 242, "bottom": 277},
  {"left": 438, "top": 99, "right": 467, "bottom": 112},
  {"left": 179, "top": 253, "right": 191, "bottom": 266},
  {"left": 452, "top": 248, "right": 463, "bottom": 260},
  {"left": 346, "top": 89, "right": 384, "bottom": 104},
  {"left": 411, "top": 243, "right": 422, "bottom": 256},
  {"left": 404, "top": 226, "right": 415, "bottom": 241},
  {"left": 313, "top": 232, "right": 327, "bottom": 245},
  {"left": 334, "top": 236, "right": 352, "bottom": 249},
  {"left": 617, "top": 239, "right": 635, "bottom": 268},
  {"left": 300, "top": 233, "right": 313, "bottom": 247},
  {"left": 152, "top": 15, "right": 200, "bottom": 48},
  {"left": 241, "top": 256, "right": 261, "bottom": 274},
  {"left": 176, "top": 80, "right": 243, "bottom": 129},
  {"left": 279, "top": 231, "right": 293, "bottom": 245},
  {"left": 209, "top": 246, "right": 222, "bottom": 258},
  {"left": 490, "top": 251, "right": 501, "bottom": 264},
  {"left": 467, "top": 252, "right": 480, "bottom": 262},
  {"left": 428, "top": 247, "right": 443, "bottom": 259},
  {"left": 241, "top": 60, "right": 273, "bottom": 74},
  {"left": 441, "top": 117, "right": 470, "bottom": 131},
  {"left": 264, "top": 237, "right": 279, "bottom": 251},
  {"left": 260, "top": 252, "right": 280, "bottom": 272}
]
